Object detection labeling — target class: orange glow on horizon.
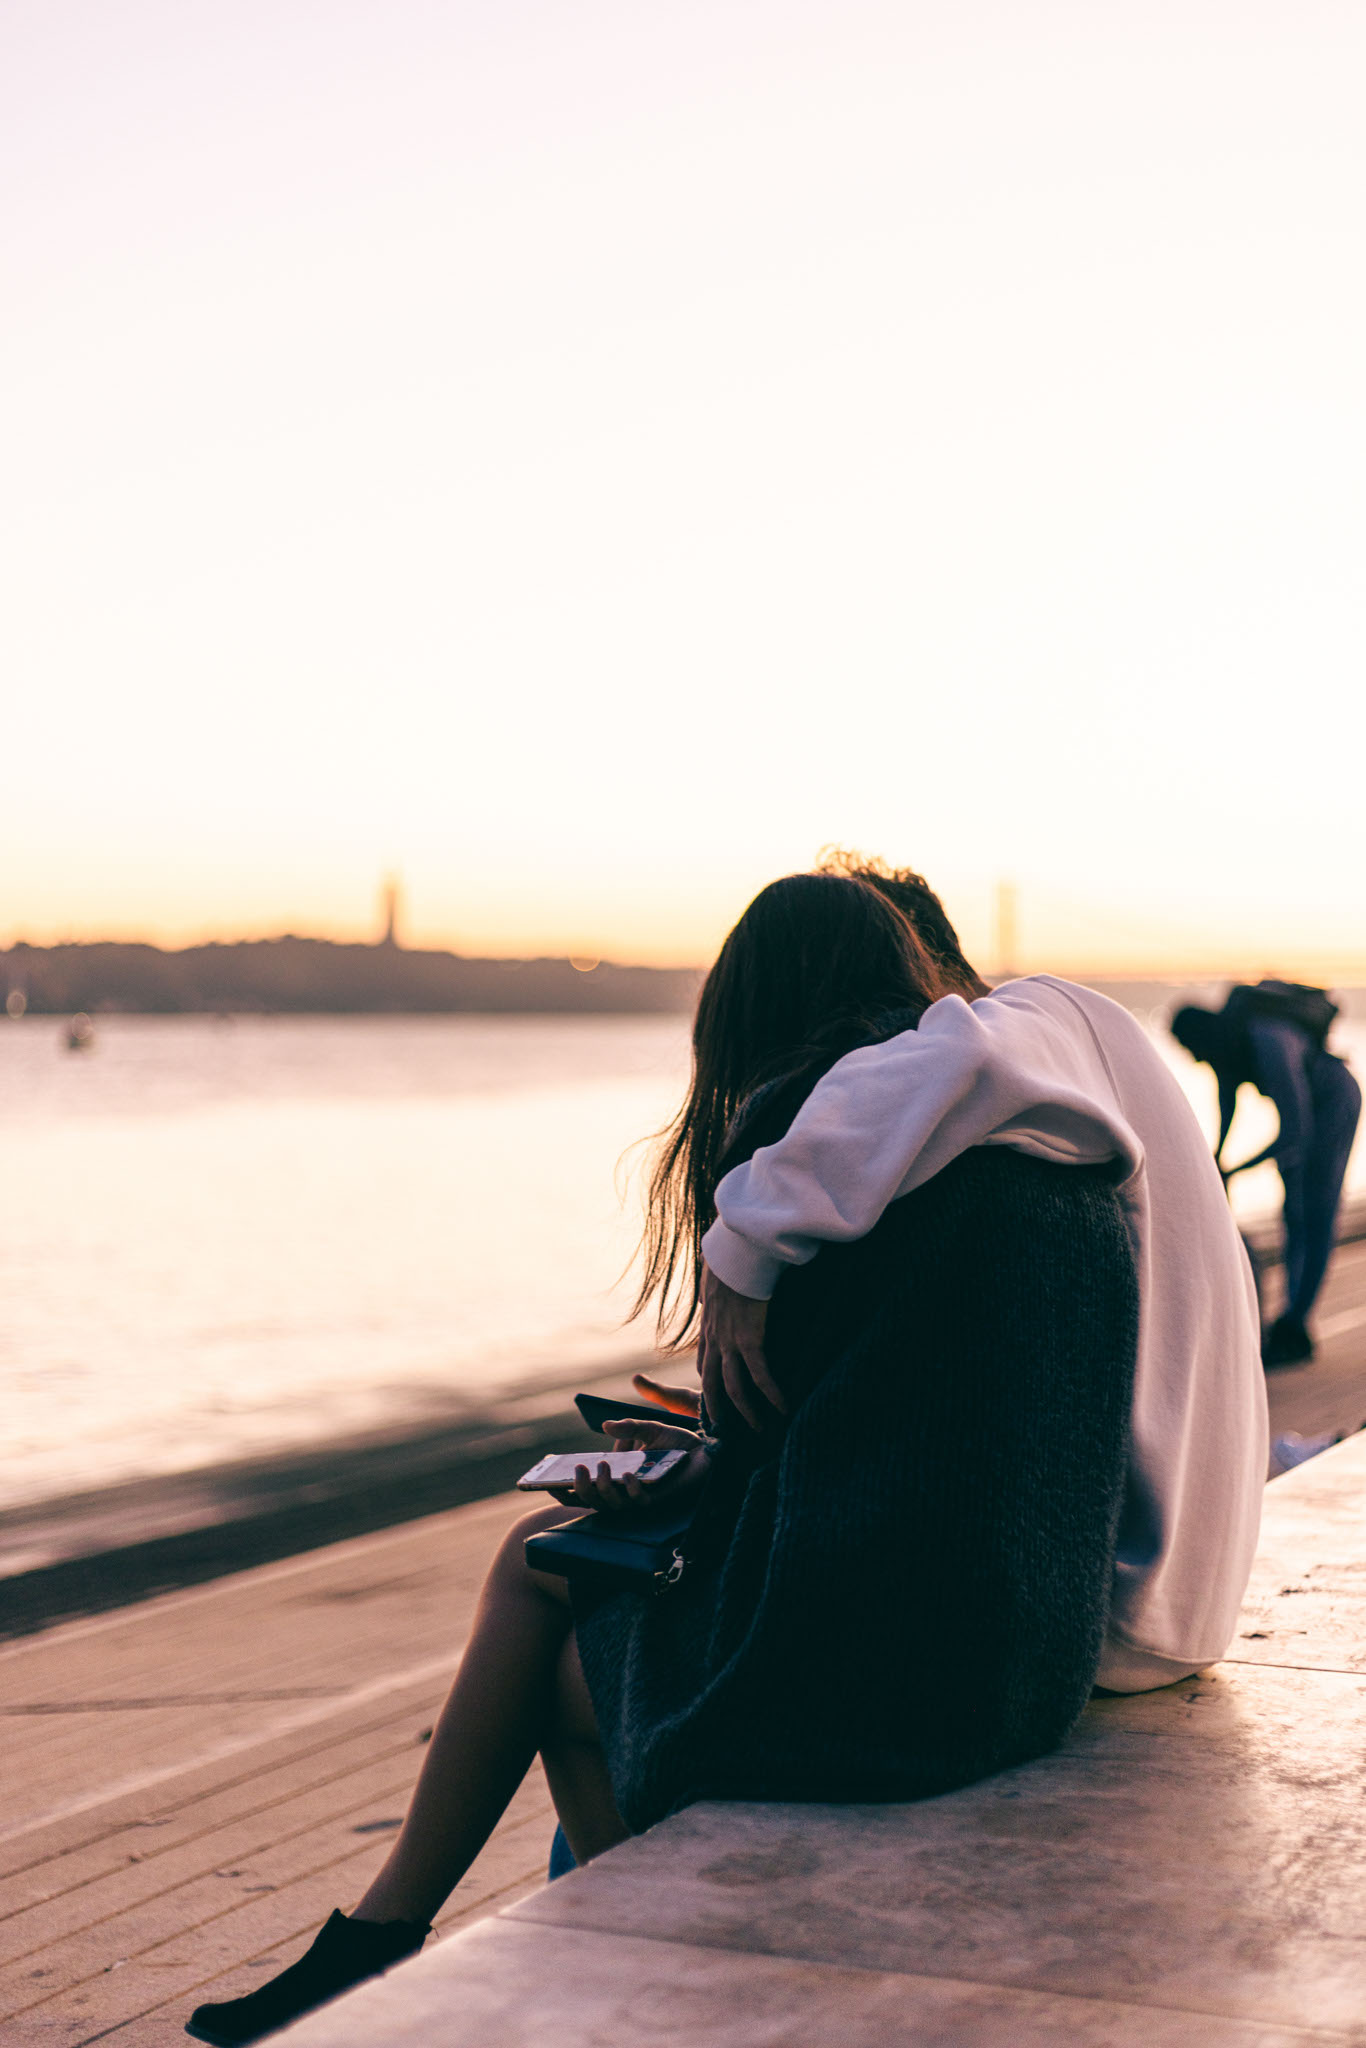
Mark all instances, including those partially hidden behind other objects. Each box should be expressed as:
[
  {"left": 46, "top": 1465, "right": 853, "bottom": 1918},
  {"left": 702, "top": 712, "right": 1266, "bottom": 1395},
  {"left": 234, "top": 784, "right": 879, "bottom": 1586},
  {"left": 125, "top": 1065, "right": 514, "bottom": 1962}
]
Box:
[
  {"left": 4, "top": 5, "right": 1365, "bottom": 983},
  {"left": 6, "top": 883, "right": 1366, "bottom": 988}
]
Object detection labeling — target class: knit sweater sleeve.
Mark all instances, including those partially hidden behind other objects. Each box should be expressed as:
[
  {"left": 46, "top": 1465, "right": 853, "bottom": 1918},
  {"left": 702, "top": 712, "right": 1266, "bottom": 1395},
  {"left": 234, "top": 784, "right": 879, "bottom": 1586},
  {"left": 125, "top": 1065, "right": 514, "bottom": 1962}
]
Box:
[{"left": 701, "top": 987, "right": 1143, "bottom": 1299}]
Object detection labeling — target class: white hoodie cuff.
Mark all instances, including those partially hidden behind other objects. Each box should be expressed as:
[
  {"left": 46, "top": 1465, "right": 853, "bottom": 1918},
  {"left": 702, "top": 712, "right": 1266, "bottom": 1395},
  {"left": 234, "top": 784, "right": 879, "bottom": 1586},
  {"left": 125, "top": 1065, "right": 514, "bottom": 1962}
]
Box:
[{"left": 700, "top": 1218, "right": 784, "bottom": 1301}]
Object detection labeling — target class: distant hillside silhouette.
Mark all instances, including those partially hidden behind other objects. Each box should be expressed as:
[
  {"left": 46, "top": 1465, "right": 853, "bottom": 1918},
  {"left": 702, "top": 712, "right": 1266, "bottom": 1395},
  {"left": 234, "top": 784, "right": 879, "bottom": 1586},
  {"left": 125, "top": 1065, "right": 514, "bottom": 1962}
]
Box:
[
  {"left": 7, "top": 944, "right": 1360, "bottom": 1024},
  {"left": 1, "top": 937, "right": 702, "bottom": 1016}
]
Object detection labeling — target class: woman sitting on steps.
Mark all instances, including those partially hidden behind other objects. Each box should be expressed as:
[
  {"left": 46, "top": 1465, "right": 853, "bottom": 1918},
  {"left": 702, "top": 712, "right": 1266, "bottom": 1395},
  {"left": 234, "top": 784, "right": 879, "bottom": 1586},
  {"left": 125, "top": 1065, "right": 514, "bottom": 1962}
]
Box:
[{"left": 186, "top": 872, "right": 1139, "bottom": 2046}]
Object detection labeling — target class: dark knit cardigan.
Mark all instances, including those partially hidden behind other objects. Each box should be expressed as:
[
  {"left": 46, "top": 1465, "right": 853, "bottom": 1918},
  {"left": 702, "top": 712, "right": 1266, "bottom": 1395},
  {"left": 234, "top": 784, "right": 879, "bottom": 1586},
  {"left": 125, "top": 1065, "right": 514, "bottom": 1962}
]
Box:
[{"left": 575, "top": 1146, "right": 1139, "bottom": 1834}]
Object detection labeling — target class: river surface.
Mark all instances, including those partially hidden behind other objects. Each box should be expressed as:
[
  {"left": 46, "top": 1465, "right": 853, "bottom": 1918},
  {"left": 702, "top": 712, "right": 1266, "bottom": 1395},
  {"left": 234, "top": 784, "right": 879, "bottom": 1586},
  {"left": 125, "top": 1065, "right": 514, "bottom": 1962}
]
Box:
[{"left": 3, "top": 1006, "right": 1363, "bottom": 1511}]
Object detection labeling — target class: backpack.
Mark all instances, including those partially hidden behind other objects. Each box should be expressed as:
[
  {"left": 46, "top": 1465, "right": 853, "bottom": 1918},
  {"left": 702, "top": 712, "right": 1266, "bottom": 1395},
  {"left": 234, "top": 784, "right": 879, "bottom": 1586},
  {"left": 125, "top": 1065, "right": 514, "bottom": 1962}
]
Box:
[{"left": 1224, "top": 979, "right": 1338, "bottom": 1050}]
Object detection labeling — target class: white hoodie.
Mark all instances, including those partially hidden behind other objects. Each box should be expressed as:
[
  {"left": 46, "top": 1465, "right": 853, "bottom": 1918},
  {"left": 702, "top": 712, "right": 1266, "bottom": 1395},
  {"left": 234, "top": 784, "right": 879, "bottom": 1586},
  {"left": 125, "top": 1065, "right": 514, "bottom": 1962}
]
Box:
[{"left": 701, "top": 976, "right": 1267, "bottom": 1693}]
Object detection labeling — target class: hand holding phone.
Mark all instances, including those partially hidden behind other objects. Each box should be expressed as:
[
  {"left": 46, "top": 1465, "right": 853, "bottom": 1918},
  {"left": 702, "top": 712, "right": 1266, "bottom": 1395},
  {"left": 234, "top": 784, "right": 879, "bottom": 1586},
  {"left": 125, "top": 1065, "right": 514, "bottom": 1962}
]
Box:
[
  {"left": 517, "top": 1447, "right": 687, "bottom": 1492},
  {"left": 522, "top": 1416, "right": 712, "bottom": 1514}
]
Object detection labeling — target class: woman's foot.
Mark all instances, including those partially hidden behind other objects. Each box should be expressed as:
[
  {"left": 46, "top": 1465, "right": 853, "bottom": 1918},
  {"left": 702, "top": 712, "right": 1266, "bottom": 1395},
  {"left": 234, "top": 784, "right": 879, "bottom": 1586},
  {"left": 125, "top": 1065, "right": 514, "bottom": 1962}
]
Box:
[
  {"left": 185, "top": 1910, "right": 430, "bottom": 2046},
  {"left": 1262, "top": 1314, "right": 1314, "bottom": 1368}
]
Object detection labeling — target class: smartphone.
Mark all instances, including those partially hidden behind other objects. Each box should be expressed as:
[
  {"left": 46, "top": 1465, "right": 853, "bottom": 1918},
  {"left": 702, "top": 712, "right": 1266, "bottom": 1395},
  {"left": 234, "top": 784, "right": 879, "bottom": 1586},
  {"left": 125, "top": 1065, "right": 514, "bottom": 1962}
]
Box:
[
  {"left": 574, "top": 1392, "right": 699, "bottom": 1435},
  {"left": 517, "top": 1447, "right": 687, "bottom": 1491}
]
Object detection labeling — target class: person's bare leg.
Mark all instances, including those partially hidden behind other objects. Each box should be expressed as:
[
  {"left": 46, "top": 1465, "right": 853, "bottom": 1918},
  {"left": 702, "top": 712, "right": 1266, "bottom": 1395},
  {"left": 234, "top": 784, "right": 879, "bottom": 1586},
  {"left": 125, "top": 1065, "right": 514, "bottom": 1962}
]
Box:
[
  {"left": 183, "top": 1509, "right": 629, "bottom": 2045},
  {"left": 541, "top": 1630, "right": 629, "bottom": 1864},
  {"left": 353, "top": 1504, "right": 579, "bottom": 1926}
]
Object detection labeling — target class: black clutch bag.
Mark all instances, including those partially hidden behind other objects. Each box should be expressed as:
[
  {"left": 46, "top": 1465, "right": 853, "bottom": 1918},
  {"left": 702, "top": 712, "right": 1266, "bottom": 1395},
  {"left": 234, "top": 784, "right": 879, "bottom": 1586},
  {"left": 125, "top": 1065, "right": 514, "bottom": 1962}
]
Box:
[{"left": 524, "top": 1499, "right": 695, "bottom": 1593}]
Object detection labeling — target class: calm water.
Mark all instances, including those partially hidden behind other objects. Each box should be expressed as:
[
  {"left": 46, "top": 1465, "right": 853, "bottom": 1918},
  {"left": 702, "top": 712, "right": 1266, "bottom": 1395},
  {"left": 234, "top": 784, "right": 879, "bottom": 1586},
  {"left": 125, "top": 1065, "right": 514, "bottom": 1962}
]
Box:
[
  {"left": 4, "top": 1007, "right": 1363, "bottom": 1512},
  {"left": 2, "top": 1016, "right": 690, "bottom": 1510}
]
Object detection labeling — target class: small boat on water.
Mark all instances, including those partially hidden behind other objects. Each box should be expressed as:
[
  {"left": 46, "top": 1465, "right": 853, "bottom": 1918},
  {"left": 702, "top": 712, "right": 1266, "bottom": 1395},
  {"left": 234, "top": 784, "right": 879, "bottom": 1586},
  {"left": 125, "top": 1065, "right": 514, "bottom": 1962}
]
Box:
[{"left": 65, "top": 1013, "right": 95, "bottom": 1053}]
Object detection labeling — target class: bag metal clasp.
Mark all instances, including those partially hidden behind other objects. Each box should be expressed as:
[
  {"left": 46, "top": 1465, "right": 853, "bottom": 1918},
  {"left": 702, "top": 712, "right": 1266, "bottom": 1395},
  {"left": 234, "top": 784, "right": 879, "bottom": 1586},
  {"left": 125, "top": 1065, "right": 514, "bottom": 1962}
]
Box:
[{"left": 658, "top": 1547, "right": 687, "bottom": 1591}]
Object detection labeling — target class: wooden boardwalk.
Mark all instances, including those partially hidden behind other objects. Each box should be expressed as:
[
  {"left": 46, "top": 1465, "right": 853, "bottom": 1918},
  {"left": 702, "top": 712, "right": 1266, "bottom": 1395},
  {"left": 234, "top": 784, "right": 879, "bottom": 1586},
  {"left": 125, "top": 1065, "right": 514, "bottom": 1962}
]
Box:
[
  {"left": 2, "top": 1239, "right": 1365, "bottom": 2045},
  {"left": 0, "top": 1493, "right": 548, "bottom": 2044}
]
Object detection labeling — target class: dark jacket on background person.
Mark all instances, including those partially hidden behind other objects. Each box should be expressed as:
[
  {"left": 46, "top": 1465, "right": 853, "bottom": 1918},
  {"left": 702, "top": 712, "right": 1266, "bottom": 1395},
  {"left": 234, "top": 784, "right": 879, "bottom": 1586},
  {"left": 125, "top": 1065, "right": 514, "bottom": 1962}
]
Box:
[
  {"left": 1177, "top": 984, "right": 1362, "bottom": 1332},
  {"left": 574, "top": 1145, "right": 1139, "bottom": 1834}
]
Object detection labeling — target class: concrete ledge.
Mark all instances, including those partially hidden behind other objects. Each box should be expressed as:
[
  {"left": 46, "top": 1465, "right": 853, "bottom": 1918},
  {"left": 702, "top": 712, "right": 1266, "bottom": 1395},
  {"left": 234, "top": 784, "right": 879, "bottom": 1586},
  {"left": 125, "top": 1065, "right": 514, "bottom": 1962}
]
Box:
[
  {"left": 278, "top": 1432, "right": 1366, "bottom": 2047},
  {"left": 277, "top": 1917, "right": 1343, "bottom": 2048}
]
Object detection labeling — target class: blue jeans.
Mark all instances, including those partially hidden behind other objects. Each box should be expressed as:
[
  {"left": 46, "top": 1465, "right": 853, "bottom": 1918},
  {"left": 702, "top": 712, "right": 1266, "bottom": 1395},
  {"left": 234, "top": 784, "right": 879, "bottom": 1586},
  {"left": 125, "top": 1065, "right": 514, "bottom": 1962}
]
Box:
[
  {"left": 548, "top": 1823, "right": 576, "bottom": 1879},
  {"left": 1248, "top": 1023, "right": 1362, "bottom": 1321}
]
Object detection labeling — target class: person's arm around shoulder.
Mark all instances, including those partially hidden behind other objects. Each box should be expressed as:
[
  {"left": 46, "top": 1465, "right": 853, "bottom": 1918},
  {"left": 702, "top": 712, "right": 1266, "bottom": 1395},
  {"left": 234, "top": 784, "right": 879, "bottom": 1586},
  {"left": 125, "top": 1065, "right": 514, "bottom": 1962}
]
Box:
[
  {"left": 701, "top": 995, "right": 991, "bottom": 1285},
  {"left": 698, "top": 996, "right": 999, "bottom": 1426},
  {"left": 698, "top": 983, "right": 1140, "bottom": 1428}
]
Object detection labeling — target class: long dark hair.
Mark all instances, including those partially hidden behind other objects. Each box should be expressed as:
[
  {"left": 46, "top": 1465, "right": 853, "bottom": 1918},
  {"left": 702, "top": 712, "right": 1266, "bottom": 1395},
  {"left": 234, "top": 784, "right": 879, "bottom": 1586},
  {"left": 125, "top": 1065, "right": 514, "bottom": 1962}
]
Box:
[
  {"left": 818, "top": 847, "right": 986, "bottom": 999},
  {"left": 634, "top": 872, "right": 950, "bottom": 1345}
]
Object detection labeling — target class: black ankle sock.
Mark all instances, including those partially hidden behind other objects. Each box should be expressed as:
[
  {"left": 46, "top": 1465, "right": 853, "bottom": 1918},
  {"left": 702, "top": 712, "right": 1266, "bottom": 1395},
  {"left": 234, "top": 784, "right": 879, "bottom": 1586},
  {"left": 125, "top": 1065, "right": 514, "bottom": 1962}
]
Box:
[{"left": 185, "top": 1908, "right": 431, "bottom": 2046}]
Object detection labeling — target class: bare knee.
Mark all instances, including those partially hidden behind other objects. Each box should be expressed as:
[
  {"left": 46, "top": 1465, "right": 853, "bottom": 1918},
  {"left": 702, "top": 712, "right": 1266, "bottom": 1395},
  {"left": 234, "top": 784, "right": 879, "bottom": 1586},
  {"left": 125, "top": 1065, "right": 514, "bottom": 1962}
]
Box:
[
  {"left": 493, "top": 1503, "right": 573, "bottom": 1564},
  {"left": 517, "top": 1501, "right": 576, "bottom": 1542},
  {"left": 487, "top": 1504, "right": 574, "bottom": 1605}
]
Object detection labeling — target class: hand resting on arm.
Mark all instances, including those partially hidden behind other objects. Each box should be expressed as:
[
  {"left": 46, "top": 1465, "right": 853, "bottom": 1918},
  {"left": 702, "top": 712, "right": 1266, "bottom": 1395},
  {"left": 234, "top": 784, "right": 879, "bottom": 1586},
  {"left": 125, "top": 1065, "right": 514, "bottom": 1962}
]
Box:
[{"left": 698, "top": 1261, "right": 783, "bottom": 1432}]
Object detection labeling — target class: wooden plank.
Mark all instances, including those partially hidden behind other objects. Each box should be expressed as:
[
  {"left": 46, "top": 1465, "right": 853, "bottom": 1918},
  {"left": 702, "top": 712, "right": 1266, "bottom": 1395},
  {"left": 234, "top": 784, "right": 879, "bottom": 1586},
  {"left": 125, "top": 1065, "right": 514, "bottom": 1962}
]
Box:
[
  {"left": 4, "top": 1771, "right": 551, "bottom": 2021},
  {"left": 69, "top": 1855, "right": 557, "bottom": 2048},
  {"left": 0, "top": 1676, "right": 447, "bottom": 1893},
  {"left": 0, "top": 1491, "right": 530, "bottom": 1843},
  {"left": 0, "top": 1491, "right": 523, "bottom": 1712},
  {"left": 7, "top": 1777, "right": 553, "bottom": 2043},
  {"left": 0, "top": 1739, "right": 436, "bottom": 1969},
  {"left": 17, "top": 1872, "right": 556, "bottom": 2048},
  {"left": 0, "top": 1486, "right": 564, "bottom": 2043}
]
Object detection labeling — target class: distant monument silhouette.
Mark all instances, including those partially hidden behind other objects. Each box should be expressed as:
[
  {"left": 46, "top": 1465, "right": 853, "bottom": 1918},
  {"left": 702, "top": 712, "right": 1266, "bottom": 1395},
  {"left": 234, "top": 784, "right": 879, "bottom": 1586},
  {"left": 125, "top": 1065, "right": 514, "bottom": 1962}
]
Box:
[{"left": 379, "top": 877, "right": 403, "bottom": 949}]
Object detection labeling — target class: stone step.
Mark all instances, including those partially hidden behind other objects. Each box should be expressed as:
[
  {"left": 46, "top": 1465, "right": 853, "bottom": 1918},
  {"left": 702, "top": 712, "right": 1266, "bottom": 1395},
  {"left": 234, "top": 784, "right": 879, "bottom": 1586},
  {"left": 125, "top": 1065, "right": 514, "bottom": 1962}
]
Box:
[{"left": 273, "top": 1432, "right": 1366, "bottom": 2046}]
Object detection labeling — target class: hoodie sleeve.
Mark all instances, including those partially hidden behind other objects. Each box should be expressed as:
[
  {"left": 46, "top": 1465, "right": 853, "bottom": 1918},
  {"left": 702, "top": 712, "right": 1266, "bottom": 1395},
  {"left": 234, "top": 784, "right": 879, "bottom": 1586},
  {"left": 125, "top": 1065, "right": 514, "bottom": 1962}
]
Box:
[{"left": 701, "top": 988, "right": 1143, "bottom": 1299}]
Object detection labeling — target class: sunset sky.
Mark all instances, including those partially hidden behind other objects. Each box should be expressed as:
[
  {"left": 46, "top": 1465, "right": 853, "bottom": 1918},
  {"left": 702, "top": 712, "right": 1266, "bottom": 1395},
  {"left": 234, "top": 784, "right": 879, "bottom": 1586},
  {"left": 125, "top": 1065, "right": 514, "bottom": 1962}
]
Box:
[{"left": 5, "top": 1, "right": 1366, "bottom": 974}]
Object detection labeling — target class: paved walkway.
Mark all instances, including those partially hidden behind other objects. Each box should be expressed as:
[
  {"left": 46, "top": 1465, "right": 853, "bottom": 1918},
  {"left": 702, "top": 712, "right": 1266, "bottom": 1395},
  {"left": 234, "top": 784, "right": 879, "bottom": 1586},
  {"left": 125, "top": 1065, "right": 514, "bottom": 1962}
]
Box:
[{"left": 1262, "top": 1237, "right": 1366, "bottom": 1445}]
